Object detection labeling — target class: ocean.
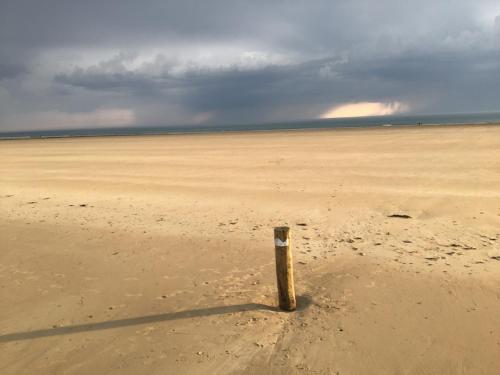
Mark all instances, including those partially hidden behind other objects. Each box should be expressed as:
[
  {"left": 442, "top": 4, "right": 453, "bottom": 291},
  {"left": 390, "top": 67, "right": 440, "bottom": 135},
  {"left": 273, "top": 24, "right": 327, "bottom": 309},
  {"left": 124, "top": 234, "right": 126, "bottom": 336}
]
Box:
[{"left": 1, "top": 112, "right": 500, "bottom": 139}]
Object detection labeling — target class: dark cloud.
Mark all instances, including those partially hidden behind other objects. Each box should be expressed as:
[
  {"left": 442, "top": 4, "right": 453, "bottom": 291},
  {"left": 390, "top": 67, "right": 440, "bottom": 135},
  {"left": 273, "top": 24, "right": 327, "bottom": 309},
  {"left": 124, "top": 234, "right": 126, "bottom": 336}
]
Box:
[
  {"left": 1, "top": 1, "right": 500, "bottom": 130},
  {"left": 0, "top": 62, "right": 27, "bottom": 80},
  {"left": 53, "top": 48, "right": 500, "bottom": 121},
  {"left": 55, "top": 69, "right": 160, "bottom": 94}
]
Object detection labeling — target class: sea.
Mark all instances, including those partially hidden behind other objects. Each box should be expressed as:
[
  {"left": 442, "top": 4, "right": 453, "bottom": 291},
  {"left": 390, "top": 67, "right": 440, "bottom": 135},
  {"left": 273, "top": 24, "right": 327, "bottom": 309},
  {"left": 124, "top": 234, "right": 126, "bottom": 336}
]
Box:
[{"left": 1, "top": 112, "right": 500, "bottom": 139}]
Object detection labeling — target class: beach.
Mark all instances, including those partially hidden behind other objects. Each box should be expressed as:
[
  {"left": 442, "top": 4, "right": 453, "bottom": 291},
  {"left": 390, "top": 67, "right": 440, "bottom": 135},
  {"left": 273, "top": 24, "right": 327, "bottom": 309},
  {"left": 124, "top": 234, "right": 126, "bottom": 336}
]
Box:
[{"left": 1, "top": 124, "right": 500, "bottom": 374}]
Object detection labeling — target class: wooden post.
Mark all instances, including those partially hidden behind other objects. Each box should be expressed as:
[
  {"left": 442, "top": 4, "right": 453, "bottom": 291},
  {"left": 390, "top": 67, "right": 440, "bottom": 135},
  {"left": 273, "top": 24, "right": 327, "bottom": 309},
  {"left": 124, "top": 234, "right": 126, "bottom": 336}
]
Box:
[{"left": 274, "top": 226, "right": 296, "bottom": 311}]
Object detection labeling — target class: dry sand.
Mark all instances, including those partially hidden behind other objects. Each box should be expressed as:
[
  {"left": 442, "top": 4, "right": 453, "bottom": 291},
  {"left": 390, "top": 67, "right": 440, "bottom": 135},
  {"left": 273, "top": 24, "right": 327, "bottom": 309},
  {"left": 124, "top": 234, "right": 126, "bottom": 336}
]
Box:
[{"left": 1, "top": 124, "right": 500, "bottom": 374}]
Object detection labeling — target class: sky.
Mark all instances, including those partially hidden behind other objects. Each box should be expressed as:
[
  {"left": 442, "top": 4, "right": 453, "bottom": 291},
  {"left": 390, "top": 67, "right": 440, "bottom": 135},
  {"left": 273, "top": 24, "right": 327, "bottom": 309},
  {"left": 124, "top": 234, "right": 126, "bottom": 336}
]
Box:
[{"left": 1, "top": 0, "right": 500, "bottom": 132}]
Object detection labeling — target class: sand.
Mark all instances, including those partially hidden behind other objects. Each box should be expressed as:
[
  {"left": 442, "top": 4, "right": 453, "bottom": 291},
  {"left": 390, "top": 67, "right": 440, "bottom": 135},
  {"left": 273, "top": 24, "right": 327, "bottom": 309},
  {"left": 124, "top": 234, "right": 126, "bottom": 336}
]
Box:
[{"left": 1, "top": 124, "right": 499, "bottom": 374}]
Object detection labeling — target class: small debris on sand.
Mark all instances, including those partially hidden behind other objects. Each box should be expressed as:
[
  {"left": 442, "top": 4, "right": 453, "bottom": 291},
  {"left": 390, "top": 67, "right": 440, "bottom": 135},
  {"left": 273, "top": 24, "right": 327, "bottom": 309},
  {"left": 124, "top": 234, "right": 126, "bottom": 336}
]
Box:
[
  {"left": 387, "top": 214, "right": 412, "bottom": 219},
  {"left": 487, "top": 250, "right": 500, "bottom": 260},
  {"left": 424, "top": 256, "right": 440, "bottom": 261}
]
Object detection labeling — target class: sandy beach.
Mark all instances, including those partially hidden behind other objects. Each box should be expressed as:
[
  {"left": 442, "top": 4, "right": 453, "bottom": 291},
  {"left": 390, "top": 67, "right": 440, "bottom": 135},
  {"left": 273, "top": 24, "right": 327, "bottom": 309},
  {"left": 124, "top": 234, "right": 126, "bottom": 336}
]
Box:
[{"left": 1, "top": 124, "right": 500, "bottom": 374}]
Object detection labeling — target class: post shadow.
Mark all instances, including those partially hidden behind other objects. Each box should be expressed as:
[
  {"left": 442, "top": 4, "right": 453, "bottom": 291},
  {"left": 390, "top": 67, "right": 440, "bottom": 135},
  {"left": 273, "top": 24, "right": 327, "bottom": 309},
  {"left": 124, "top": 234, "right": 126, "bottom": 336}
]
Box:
[{"left": 0, "top": 295, "right": 312, "bottom": 343}]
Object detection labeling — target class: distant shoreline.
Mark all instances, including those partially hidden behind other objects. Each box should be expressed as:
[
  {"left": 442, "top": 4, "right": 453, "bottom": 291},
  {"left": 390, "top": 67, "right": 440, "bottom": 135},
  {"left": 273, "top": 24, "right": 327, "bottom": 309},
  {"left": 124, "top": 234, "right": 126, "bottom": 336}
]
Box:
[{"left": 1, "top": 120, "right": 500, "bottom": 142}]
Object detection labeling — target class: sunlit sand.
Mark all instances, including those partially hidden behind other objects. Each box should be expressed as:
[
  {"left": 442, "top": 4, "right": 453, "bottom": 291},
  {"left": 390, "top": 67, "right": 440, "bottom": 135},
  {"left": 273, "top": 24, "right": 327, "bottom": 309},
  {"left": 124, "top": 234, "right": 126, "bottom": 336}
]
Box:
[{"left": 1, "top": 124, "right": 500, "bottom": 374}]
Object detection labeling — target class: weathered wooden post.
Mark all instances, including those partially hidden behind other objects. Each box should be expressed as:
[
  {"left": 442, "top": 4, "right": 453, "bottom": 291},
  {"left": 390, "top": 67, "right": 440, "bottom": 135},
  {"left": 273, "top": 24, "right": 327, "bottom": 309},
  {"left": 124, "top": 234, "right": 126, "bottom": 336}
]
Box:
[{"left": 274, "top": 226, "right": 296, "bottom": 311}]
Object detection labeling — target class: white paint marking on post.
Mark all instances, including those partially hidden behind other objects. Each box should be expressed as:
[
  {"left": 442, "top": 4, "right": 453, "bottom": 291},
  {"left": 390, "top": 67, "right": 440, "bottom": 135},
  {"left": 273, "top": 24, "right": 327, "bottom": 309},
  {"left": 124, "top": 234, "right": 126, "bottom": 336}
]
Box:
[{"left": 275, "top": 238, "right": 289, "bottom": 247}]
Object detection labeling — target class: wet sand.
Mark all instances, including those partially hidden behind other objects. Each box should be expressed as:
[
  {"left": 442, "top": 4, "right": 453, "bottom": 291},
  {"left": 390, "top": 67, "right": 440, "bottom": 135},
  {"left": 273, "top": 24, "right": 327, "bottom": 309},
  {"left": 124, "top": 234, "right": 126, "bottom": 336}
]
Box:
[{"left": 1, "top": 124, "right": 500, "bottom": 374}]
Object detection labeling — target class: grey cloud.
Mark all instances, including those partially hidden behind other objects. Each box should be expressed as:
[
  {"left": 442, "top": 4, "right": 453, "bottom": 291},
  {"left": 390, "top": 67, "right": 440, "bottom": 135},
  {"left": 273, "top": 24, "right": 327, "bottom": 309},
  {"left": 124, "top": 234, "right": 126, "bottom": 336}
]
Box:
[
  {"left": 1, "top": 0, "right": 500, "bottom": 130},
  {"left": 54, "top": 47, "right": 500, "bottom": 121},
  {"left": 0, "top": 62, "right": 27, "bottom": 80},
  {"left": 0, "top": 0, "right": 281, "bottom": 49},
  {"left": 55, "top": 69, "right": 159, "bottom": 94},
  {"left": 0, "top": 1, "right": 489, "bottom": 53}
]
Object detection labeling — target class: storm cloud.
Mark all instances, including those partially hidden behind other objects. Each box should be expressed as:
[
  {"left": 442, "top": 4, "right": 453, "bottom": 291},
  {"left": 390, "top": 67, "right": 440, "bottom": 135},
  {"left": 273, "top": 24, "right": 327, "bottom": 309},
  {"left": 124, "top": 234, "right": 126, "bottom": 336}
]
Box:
[{"left": 1, "top": 0, "right": 500, "bottom": 131}]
